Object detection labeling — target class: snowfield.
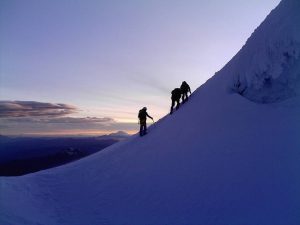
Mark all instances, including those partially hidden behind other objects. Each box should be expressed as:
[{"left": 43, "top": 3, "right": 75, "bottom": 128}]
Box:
[{"left": 1, "top": 0, "right": 300, "bottom": 224}]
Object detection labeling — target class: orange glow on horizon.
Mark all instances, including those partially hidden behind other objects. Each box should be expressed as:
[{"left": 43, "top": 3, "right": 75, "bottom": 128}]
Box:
[{"left": 22, "top": 129, "right": 137, "bottom": 137}]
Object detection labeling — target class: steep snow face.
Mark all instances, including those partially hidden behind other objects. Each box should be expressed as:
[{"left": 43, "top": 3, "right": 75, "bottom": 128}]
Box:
[
  {"left": 1, "top": 0, "right": 300, "bottom": 225},
  {"left": 217, "top": 0, "right": 300, "bottom": 103}
]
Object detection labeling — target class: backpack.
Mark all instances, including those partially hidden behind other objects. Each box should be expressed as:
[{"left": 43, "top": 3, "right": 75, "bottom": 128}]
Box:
[
  {"left": 180, "top": 83, "right": 189, "bottom": 93},
  {"left": 138, "top": 109, "right": 146, "bottom": 120},
  {"left": 171, "top": 88, "right": 182, "bottom": 99}
]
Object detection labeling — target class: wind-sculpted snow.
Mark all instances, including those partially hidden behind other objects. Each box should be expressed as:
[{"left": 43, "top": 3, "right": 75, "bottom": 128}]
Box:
[
  {"left": 1, "top": 0, "right": 300, "bottom": 224},
  {"left": 218, "top": 0, "right": 300, "bottom": 103}
]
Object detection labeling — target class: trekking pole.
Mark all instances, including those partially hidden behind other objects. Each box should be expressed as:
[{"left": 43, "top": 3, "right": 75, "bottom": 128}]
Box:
[{"left": 150, "top": 119, "right": 156, "bottom": 129}]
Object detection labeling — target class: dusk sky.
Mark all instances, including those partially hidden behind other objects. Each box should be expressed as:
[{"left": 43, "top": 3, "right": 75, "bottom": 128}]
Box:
[{"left": 0, "top": 0, "right": 280, "bottom": 136}]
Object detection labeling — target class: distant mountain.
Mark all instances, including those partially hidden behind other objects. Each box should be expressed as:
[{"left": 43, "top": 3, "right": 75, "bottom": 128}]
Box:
[
  {"left": 96, "top": 131, "right": 130, "bottom": 140},
  {"left": 109, "top": 130, "right": 130, "bottom": 137},
  {"left": 0, "top": 134, "right": 9, "bottom": 141},
  {"left": 0, "top": 131, "right": 130, "bottom": 176}
]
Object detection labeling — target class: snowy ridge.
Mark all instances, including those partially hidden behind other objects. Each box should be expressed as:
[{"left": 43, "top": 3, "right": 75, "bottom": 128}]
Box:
[
  {"left": 1, "top": 0, "right": 300, "bottom": 224},
  {"left": 212, "top": 0, "right": 300, "bottom": 103}
]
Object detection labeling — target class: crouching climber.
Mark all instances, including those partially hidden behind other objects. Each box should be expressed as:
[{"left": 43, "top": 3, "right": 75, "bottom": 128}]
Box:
[
  {"left": 180, "top": 81, "right": 191, "bottom": 103},
  {"left": 170, "top": 88, "right": 182, "bottom": 114}
]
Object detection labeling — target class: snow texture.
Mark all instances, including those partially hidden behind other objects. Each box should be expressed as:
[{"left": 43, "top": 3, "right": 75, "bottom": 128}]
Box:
[
  {"left": 1, "top": 0, "right": 300, "bottom": 224},
  {"left": 224, "top": 0, "right": 300, "bottom": 103}
]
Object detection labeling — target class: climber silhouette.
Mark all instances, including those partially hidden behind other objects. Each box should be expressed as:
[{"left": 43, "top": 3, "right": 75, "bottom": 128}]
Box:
[
  {"left": 138, "top": 107, "right": 154, "bottom": 136},
  {"left": 170, "top": 88, "right": 182, "bottom": 114},
  {"left": 180, "top": 81, "right": 191, "bottom": 103}
]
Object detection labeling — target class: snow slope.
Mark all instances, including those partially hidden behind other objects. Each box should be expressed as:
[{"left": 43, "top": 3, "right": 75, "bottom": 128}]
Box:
[
  {"left": 1, "top": 0, "right": 300, "bottom": 224},
  {"left": 222, "top": 0, "right": 300, "bottom": 103}
]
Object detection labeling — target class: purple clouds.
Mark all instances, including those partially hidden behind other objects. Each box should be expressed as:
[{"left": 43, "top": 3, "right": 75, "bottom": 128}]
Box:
[
  {"left": 0, "top": 101, "right": 136, "bottom": 136},
  {"left": 0, "top": 101, "right": 77, "bottom": 118}
]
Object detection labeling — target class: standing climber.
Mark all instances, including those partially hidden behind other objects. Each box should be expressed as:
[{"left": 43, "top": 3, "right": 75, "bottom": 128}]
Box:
[
  {"left": 138, "top": 107, "right": 154, "bottom": 136},
  {"left": 170, "top": 88, "right": 182, "bottom": 114},
  {"left": 180, "top": 81, "right": 191, "bottom": 103}
]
